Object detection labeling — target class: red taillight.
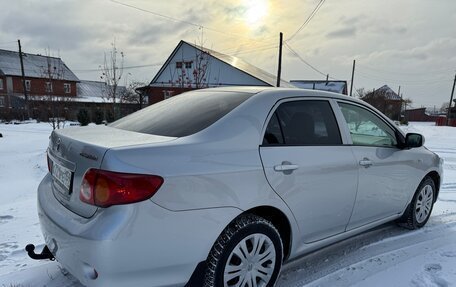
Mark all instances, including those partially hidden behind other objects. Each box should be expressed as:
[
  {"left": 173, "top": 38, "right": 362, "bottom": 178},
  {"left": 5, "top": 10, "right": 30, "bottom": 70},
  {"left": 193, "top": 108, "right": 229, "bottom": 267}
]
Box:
[{"left": 80, "top": 169, "right": 164, "bottom": 208}]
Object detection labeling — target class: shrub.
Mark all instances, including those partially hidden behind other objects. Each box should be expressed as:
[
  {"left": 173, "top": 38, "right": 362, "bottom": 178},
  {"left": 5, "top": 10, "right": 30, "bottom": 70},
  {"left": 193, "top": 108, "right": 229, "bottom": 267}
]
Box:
[
  {"left": 105, "top": 110, "right": 115, "bottom": 123},
  {"left": 93, "top": 109, "right": 104, "bottom": 125},
  {"left": 77, "top": 109, "right": 90, "bottom": 126}
]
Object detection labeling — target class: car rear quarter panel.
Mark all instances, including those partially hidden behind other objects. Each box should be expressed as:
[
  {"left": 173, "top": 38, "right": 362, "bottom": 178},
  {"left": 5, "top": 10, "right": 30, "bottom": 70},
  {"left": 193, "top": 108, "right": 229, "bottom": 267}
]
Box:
[
  {"left": 101, "top": 90, "right": 285, "bottom": 212},
  {"left": 38, "top": 174, "right": 243, "bottom": 287}
]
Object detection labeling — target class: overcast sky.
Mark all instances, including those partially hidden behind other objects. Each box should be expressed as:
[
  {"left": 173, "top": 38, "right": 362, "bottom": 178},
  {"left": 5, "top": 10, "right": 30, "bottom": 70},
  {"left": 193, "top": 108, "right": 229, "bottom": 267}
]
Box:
[{"left": 1, "top": 0, "right": 455, "bottom": 108}]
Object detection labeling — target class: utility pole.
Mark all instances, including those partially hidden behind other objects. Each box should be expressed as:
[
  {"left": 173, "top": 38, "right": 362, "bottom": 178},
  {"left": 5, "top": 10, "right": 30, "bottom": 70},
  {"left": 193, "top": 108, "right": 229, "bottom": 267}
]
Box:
[
  {"left": 349, "top": 59, "right": 356, "bottom": 97},
  {"left": 276, "top": 32, "right": 283, "bottom": 87},
  {"left": 397, "top": 86, "right": 401, "bottom": 121},
  {"left": 326, "top": 74, "right": 329, "bottom": 85},
  {"left": 18, "top": 39, "right": 29, "bottom": 119},
  {"left": 446, "top": 73, "right": 456, "bottom": 126}
]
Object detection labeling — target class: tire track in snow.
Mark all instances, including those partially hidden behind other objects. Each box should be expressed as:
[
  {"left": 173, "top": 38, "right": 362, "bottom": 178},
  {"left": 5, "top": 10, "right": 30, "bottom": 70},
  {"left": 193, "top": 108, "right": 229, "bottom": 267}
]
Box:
[{"left": 278, "top": 221, "right": 456, "bottom": 287}]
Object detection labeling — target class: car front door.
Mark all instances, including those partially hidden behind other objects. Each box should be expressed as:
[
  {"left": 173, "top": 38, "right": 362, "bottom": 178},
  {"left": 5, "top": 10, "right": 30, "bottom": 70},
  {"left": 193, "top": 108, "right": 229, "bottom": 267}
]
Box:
[
  {"left": 337, "top": 101, "right": 417, "bottom": 230},
  {"left": 259, "top": 99, "right": 358, "bottom": 243}
]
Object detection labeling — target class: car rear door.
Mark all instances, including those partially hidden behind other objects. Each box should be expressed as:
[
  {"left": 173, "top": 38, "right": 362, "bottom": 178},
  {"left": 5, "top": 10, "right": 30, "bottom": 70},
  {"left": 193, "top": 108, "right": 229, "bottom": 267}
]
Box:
[
  {"left": 336, "top": 101, "right": 417, "bottom": 229},
  {"left": 259, "top": 98, "right": 358, "bottom": 243}
]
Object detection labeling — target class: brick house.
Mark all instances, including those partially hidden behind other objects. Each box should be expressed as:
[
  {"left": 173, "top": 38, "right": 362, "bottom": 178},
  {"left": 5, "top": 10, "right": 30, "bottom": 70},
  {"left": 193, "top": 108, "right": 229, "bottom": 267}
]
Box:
[
  {"left": 137, "top": 40, "right": 293, "bottom": 105},
  {"left": 0, "top": 49, "right": 79, "bottom": 119},
  {"left": 0, "top": 49, "right": 140, "bottom": 122}
]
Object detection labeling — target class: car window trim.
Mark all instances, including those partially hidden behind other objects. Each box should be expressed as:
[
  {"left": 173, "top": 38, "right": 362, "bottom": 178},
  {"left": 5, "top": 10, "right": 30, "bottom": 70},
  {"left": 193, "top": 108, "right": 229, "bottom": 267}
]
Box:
[{"left": 260, "top": 97, "right": 344, "bottom": 147}]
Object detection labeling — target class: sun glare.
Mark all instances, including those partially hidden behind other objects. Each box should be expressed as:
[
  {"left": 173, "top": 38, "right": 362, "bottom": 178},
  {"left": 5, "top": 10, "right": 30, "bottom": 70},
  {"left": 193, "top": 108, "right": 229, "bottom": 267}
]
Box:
[{"left": 244, "top": 0, "right": 269, "bottom": 26}]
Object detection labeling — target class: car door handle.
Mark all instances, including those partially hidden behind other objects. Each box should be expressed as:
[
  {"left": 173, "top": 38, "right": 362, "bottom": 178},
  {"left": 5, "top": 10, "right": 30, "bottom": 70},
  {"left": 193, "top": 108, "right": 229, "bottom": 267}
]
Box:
[
  {"left": 274, "top": 163, "right": 299, "bottom": 172},
  {"left": 359, "top": 158, "right": 373, "bottom": 168}
]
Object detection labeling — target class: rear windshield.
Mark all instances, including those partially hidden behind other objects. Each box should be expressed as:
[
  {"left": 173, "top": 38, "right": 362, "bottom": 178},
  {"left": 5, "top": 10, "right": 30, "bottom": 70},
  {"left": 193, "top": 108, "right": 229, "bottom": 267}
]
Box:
[{"left": 110, "top": 90, "right": 254, "bottom": 137}]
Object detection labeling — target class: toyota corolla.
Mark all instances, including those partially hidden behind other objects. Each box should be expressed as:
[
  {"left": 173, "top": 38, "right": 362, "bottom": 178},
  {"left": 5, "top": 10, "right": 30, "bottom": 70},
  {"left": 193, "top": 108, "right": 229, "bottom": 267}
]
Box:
[{"left": 29, "top": 87, "right": 442, "bottom": 287}]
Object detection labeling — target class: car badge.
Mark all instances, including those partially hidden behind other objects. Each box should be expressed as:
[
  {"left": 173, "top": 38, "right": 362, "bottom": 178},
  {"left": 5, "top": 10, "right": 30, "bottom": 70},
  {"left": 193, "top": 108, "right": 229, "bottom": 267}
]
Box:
[{"left": 55, "top": 138, "right": 61, "bottom": 151}]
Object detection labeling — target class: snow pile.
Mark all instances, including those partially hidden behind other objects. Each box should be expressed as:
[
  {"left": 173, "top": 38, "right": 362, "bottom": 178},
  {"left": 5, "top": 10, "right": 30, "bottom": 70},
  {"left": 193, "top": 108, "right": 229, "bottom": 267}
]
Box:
[{"left": 0, "top": 122, "right": 455, "bottom": 287}]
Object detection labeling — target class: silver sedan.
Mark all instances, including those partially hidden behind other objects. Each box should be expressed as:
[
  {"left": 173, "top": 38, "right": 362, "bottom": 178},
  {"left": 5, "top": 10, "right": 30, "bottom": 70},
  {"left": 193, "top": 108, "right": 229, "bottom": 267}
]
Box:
[{"left": 34, "top": 87, "right": 442, "bottom": 287}]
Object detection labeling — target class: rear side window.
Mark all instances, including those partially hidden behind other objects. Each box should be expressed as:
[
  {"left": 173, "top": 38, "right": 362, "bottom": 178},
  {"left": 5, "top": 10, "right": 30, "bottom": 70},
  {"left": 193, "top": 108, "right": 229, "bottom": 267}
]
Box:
[
  {"left": 110, "top": 91, "right": 253, "bottom": 137},
  {"left": 263, "top": 100, "right": 342, "bottom": 145}
]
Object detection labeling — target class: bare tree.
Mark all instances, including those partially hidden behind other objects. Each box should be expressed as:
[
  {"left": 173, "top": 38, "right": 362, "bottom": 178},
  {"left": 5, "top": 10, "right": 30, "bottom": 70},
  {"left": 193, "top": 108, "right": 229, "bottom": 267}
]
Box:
[
  {"left": 168, "top": 39, "right": 212, "bottom": 89},
  {"left": 120, "top": 81, "right": 148, "bottom": 109},
  {"left": 100, "top": 41, "right": 124, "bottom": 119},
  {"left": 39, "top": 49, "right": 69, "bottom": 130},
  {"left": 440, "top": 102, "right": 450, "bottom": 113},
  {"left": 355, "top": 88, "right": 367, "bottom": 99}
]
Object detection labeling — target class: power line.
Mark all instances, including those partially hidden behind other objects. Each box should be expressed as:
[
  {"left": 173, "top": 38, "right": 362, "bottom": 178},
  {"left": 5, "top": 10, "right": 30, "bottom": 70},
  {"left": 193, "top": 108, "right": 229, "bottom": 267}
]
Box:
[
  {"left": 285, "top": 42, "right": 340, "bottom": 79},
  {"left": 285, "top": 42, "right": 326, "bottom": 77},
  {"left": 219, "top": 40, "right": 277, "bottom": 55},
  {"left": 287, "top": 0, "right": 326, "bottom": 42},
  {"left": 72, "top": 62, "right": 164, "bottom": 72},
  {"left": 231, "top": 44, "right": 278, "bottom": 56},
  {"left": 109, "top": 0, "right": 269, "bottom": 43}
]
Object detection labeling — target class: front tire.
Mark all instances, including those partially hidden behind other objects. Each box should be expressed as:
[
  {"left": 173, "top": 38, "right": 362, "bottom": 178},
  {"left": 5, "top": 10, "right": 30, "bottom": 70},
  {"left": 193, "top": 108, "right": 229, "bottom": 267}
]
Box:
[
  {"left": 204, "top": 214, "right": 283, "bottom": 287},
  {"left": 398, "top": 176, "right": 436, "bottom": 229}
]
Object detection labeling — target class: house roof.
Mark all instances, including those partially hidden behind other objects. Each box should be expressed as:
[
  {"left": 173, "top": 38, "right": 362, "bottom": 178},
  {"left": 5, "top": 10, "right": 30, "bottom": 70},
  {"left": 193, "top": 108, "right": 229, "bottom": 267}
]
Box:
[
  {"left": 76, "top": 80, "right": 126, "bottom": 103},
  {"left": 290, "top": 80, "right": 348, "bottom": 94},
  {"left": 149, "top": 40, "right": 293, "bottom": 88},
  {"left": 0, "top": 49, "right": 79, "bottom": 82},
  {"left": 367, "top": 85, "right": 401, "bottom": 100}
]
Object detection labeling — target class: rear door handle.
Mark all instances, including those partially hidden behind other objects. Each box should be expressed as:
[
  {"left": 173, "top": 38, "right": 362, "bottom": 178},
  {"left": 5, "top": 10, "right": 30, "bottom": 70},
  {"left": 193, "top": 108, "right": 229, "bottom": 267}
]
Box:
[
  {"left": 359, "top": 158, "right": 373, "bottom": 168},
  {"left": 274, "top": 162, "right": 299, "bottom": 173}
]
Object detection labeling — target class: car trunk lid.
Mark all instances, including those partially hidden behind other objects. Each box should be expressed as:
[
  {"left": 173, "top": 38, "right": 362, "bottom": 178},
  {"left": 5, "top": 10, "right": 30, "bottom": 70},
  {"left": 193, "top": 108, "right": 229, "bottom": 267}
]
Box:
[{"left": 47, "top": 125, "right": 176, "bottom": 218}]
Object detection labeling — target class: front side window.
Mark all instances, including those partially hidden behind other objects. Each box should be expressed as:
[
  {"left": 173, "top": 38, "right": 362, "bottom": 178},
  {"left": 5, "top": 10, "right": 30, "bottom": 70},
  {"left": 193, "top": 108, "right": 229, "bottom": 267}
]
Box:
[
  {"left": 175, "top": 61, "right": 183, "bottom": 69},
  {"left": 0, "top": 79, "right": 3, "bottom": 90},
  {"left": 338, "top": 102, "right": 397, "bottom": 147},
  {"left": 263, "top": 100, "right": 342, "bottom": 145},
  {"left": 0, "top": 96, "right": 4, "bottom": 107}
]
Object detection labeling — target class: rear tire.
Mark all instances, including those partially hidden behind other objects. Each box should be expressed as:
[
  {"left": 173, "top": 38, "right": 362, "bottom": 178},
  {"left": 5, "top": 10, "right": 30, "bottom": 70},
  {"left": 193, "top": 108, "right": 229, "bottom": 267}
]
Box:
[
  {"left": 398, "top": 176, "right": 435, "bottom": 229},
  {"left": 204, "top": 214, "right": 283, "bottom": 287}
]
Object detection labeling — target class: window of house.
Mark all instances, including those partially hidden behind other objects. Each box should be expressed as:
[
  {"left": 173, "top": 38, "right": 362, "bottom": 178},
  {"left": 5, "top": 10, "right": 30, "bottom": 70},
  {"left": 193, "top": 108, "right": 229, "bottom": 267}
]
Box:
[
  {"left": 25, "top": 80, "right": 31, "bottom": 91},
  {"left": 185, "top": 61, "right": 193, "bottom": 69},
  {"left": 0, "top": 79, "right": 3, "bottom": 90},
  {"left": 163, "top": 90, "right": 174, "bottom": 100},
  {"left": 0, "top": 96, "right": 4, "bottom": 107},
  {"left": 263, "top": 100, "right": 342, "bottom": 146},
  {"left": 45, "top": 82, "right": 53, "bottom": 93},
  {"left": 338, "top": 102, "right": 397, "bottom": 147},
  {"left": 175, "top": 62, "right": 183, "bottom": 69},
  {"left": 64, "top": 83, "right": 71, "bottom": 93}
]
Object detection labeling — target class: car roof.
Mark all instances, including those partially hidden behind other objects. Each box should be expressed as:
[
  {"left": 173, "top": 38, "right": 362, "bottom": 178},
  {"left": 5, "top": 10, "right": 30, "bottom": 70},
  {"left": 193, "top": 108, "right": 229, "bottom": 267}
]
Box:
[{"left": 198, "top": 86, "right": 360, "bottom": 103}]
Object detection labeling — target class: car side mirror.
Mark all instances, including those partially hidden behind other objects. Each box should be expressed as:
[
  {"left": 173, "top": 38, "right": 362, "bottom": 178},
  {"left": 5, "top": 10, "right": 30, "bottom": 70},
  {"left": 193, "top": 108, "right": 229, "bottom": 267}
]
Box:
[{"left": 405, "top": 133, "right": 424, "bottom": 148}]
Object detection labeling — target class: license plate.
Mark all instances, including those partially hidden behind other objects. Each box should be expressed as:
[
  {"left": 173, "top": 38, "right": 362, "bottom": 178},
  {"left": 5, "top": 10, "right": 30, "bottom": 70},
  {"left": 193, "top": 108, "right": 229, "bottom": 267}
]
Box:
[{"left": 51, "top": 160, "right": 73, "bottom": 192}]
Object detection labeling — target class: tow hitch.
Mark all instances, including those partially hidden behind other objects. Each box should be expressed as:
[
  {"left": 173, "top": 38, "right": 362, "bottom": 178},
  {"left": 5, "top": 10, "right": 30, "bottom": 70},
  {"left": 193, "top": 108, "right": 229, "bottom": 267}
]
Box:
[{"left": 25, "top": 244, "right": 55, "bottom": 261}]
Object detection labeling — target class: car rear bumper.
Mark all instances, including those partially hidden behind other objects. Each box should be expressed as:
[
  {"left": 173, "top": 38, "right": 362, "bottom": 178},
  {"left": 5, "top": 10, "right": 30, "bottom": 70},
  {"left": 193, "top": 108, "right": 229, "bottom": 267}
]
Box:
[{"left": 37, "top": 174, "right": 242, "bottom": 287}]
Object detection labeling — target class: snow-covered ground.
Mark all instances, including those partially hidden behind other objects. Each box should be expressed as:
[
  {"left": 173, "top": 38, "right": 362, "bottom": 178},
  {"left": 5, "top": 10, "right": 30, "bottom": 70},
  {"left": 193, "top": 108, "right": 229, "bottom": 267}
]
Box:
[{"left": 0, "top": 122, "right": 455, "bottom": 287}]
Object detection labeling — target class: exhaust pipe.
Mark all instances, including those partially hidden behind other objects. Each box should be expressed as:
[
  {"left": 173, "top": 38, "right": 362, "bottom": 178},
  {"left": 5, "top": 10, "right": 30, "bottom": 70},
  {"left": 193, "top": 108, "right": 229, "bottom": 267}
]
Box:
[{"left": 25, "top": 244, "right": 55, "bottom": 261}]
